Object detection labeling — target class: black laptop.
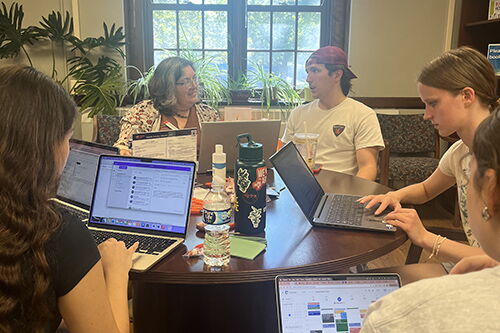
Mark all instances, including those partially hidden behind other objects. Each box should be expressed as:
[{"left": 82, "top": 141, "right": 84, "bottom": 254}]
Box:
[{"left": 269, "top": 142, "right": 396, "bottom": 232}]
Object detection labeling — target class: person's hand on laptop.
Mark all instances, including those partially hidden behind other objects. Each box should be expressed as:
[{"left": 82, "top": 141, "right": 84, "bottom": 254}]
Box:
[
  {"left": 98, "top": 238, "right": 139, "bottom": 277},
  {"left": 357, "top": 191, "right": 402, "bottom": 215},
  {"left": 119, "top": 149, "right": 132, "bottom": 156},
  {"left": 382, "top": 208, "right": 433, "bottom": 248}
]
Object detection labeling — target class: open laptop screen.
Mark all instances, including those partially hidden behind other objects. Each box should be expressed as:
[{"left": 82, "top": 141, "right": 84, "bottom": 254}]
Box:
[
  {"left": 276, "top": 274, "right": 400, "bottom": 333},
  {"left": 89, "top": 156, "right": 196, "bottom": 236},
  {"left": 57, "top": 139, "right": 118, "bottom": 207},
  {"left": 270, "top": 142, "right": 324, "bottom": 220}
]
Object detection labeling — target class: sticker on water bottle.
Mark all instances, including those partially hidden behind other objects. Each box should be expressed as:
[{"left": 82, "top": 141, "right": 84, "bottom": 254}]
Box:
[
  {"left": 248, "top": 206, "right": 263, "bottom": 228},
  {"left": 203, "top": 208, "right": 231, "bottom": 225}
]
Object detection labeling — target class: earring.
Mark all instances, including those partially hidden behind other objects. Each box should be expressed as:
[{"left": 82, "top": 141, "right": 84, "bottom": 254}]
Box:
[{"left": 481, "top": 206, "right": 491, "bottom": 221}]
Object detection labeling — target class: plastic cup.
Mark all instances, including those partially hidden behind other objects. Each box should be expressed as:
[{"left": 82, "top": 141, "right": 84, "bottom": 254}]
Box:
[
  {"left": 203, "top": 224, "right": 230, "bottom": 266},
  {"left": 293, "top": 133, "right": 319, "bottom": 170}
]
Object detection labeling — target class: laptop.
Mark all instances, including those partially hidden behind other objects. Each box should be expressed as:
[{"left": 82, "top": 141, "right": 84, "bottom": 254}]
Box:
[
  {"left": 269, "top": 142, "right": 396, "bottom": 232},
  {"left": 88, "top": 155, "right": 196, "bottom": 271},
  {"left": 54, "top": 139, "right": 119, "bottom": 221},
  {"left": 198, "top": 120, "right": 281, "bottom": 173},
  {"left": 275, "top": 274, "right": 401, "bottom": 333}
]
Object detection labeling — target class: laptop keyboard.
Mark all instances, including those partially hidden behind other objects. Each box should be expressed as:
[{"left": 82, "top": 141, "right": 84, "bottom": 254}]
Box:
[
  {"left": 60, "top": 205, "right": 89, "bottom": 223},
  {"left": 327, "top": 196, "right": 364, "bottom": 226},
  {"left": 91, "top": 230, "right": 176, "bottom": 255}
]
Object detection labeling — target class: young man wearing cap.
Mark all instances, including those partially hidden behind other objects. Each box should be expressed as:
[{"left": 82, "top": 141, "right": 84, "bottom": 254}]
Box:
[{"left": 282, "top": 46, "right": 384, "bottom": 180}]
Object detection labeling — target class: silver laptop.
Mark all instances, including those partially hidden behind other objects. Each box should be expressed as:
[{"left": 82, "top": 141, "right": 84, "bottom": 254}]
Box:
[
  {"left": 54, "top": 139, "right": 119, "bottom": 221},
  {"left": 198, "top": 120, "right": 281, "bottom": 173},
  {"left": 88, "top": 155, "right": 196, "bottom": 271},
  {"left": 275, "top": 274, "right": 401, "bottom": 333},
  {"left": 270, "top": 142, "right": 396, "bottom": 232}
]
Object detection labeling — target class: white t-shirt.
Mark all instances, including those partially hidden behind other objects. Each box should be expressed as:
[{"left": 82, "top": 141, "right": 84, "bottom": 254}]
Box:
[
  {"left": 282, "top": 98, "right": 384, "bottom": 175},
  {"left": 361, "top": 265, "right": 500, "bottom": 332},
  {"left": 438, "top": 140, "right": 478, "bottom": 247}
]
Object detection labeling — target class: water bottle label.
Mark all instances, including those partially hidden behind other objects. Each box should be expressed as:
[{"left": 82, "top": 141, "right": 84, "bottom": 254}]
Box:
[
  {"left": 212, "top": 162, "right": 226, "bottom": 170},
  {"left": 203, "top": 208, "right": 231, "bottom": 225}
]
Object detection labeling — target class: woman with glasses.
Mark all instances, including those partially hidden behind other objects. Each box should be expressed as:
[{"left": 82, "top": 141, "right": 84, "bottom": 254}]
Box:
[{"left": 115, "top": 56, "right": 219, "bottom": 155}]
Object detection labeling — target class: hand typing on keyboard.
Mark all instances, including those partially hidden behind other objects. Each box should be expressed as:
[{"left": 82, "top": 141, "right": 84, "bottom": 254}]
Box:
[{"left": 98, "top": 238, "right": 139, "bottom": 276}]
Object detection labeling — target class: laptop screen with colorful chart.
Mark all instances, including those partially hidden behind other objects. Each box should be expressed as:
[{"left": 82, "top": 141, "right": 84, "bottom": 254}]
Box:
[{"left": 275, "top": 274, "right": 400, "bottom": 333}]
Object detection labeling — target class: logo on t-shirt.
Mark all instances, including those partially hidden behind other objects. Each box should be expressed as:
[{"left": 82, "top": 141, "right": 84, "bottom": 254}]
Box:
[{"left": 332, "top": 125, "right": 345, "bottom": 136}]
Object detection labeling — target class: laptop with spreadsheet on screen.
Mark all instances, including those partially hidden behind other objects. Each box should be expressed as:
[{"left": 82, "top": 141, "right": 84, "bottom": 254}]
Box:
[
  {"left": 54, "top": 139, "right": 119, "bottom": 222},
  {"left": 88, "top": 155, "right": 196, "bottom": 271},
  {"left": 269, "top": 142, "right": 396, "bottom": 232},
  {"left": 275, "top": 274, "right": 401, "bottom": 333}
]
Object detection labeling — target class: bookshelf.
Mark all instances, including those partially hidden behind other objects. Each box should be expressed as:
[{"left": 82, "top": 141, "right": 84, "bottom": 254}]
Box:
[{"left": 458, "top": 0, "right": 500, "bottom": 94}]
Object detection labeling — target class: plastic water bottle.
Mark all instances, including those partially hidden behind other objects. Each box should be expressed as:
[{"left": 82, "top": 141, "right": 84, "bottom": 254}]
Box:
[
  {"left": 202, "top": 176, "right": 231, "bottom": 225},
  {"left": 203, "top": 223, "right": 230, "bottom": 266},
  {"left": 202, "top": 175, "right": 231, "bottom": 266},
  {"left": 212, "top": 144, "right": 226, "bottom": 182}
]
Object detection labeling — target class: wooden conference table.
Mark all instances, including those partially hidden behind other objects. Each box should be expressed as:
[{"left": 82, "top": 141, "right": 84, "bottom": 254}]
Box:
[{"left": 130, "top": 169, "right": 407, "bottom": 333}]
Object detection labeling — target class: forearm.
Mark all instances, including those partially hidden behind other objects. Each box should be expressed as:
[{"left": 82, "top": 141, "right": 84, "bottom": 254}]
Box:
[
  {"left": 356, "top": 164, "right": 377, "bottom": 181},
  {"left": 104, "top": 273, "right": 130, "bottom": 333},
  {"left": 420, "top": 232, "right": 486, "bottom": 263},
  {"left": 390, "top": 182, "right": 434, "bottom": 205}
]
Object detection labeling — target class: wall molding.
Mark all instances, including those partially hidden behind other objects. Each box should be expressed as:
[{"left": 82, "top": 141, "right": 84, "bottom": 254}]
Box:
[{"left": 352, "top": 97, "right": 424, "bottom": 109}]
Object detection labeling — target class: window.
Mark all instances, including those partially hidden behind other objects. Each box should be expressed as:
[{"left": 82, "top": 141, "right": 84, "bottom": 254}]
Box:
[{"left": 128, "top": 0, "right": 348, "bottom": 89}]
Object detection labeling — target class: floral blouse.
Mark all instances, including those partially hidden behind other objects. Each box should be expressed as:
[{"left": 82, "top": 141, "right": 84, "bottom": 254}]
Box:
[{"left": 114, "top": 100, "right": 219, "bottom": 151}]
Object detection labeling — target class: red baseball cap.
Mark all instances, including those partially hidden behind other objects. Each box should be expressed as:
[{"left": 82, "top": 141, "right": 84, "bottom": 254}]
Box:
[{"left": 306, "top": 46, "right": 357, "bottom": 79}]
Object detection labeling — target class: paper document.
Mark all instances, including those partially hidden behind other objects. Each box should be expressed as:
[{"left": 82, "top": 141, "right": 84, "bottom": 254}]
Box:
[{"left": 132, "top": 128, "right": 197, "bottom": 161}]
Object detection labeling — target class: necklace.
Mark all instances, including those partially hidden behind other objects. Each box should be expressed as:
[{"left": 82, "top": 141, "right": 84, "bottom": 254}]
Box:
[{"left": 173, "top": 110, "right": 190, "bottom": 119}]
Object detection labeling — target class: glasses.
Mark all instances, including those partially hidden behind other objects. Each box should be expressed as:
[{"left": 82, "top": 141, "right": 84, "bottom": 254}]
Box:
[{"left": 175, "top": 76, "right": 199, "bottom": 87}]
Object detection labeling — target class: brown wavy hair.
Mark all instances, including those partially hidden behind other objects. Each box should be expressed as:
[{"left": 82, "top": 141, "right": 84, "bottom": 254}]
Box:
[
  {"left": 0, "top": 66, "right": 76, "bottom": 331},
  {"left": 418, "top": 46, "right": 499, "bottom": 111},
  {"left": 472, "top": 107, "right": 500, "bottom": 213},
  {"left": 149, "top": 56, "right": 195, "bottom": 116}
]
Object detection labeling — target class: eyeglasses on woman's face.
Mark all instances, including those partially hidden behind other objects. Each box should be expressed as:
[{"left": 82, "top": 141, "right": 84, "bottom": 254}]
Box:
[{"left": 175, "top": 76, "right": 199, "bottom": 87}]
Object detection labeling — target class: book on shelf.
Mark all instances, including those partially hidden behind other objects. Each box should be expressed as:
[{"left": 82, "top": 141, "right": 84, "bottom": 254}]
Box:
[
  {"left": 489, "top": 0, "right": 500, "bottom": 20},
  {"left": 487, "top": 44, "right": 500, "bottom": 76}
]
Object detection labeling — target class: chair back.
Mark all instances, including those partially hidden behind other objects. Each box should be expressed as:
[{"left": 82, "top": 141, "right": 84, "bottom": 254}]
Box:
[
  {"left": 377, "top": 113, "right": 438, "bottom": 156},
  {"left": 93, "top": 114, "right": 122, "bottom": 146}
]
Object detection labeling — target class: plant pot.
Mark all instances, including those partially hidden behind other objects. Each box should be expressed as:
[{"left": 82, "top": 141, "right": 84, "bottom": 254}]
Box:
[{"left": 230, "top": 89, "right": 252, "bottom": 103}]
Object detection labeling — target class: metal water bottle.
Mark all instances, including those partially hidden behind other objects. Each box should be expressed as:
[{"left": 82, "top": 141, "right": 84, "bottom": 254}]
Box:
[{"left": 234, "top": 133, "right": 267, "bottom": 234}]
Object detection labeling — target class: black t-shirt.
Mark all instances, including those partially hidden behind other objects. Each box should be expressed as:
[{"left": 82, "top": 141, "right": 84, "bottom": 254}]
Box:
[{"left": 18, "top": 209, "right": 100, "bottom": 331}]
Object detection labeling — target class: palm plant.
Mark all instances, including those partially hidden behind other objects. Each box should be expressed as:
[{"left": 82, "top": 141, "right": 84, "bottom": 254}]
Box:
[
  {"left": 0, "top": 2, "right": 39, "bottom": 66},
  {"left": 0, "top": 2, "right": 127, "bottom": 117}
]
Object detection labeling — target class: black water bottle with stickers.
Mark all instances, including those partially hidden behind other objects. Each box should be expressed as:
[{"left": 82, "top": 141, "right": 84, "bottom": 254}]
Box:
[{"left": 234, "top": 133, "right": 267, "bottom": 234}]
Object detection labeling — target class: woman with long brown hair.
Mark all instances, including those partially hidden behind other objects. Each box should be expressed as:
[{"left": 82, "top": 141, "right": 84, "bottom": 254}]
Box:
[
  {"left": 0, "top": 66, "right": 137, "bottom": 332},
  {"left": 359, "top": 46, "right": 499, "bottom": 263}
]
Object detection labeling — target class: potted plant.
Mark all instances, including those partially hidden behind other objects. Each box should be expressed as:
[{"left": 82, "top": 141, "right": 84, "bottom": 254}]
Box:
[
  {"left": 0, "top": 2, "right": 127, "bottom": 117},
  {"left": 228, "top": 74, "right": 252, "bottom": 104},
  {"left": 248, "top": 63, "right": 302, "bottom": 120}
]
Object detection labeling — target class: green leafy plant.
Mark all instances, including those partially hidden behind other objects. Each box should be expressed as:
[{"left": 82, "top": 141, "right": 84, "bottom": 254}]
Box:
[
  {"left": 0, "top": 2, "right": 39, "bottom": 66},
  {"left": 124, "top": 65, "right": 155, "bottom": 105},
  {"left": 248, "top": 63, "right": 302, "bottom": 120},
  {"left": 0, "top": 2, "right": 127, "bottom": 116}
]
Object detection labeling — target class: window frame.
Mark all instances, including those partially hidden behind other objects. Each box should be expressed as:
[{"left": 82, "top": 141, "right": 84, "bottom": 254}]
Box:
[{"left": 125, "top": 0, "right": 350, "bottom": 86}]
